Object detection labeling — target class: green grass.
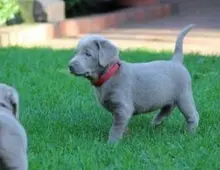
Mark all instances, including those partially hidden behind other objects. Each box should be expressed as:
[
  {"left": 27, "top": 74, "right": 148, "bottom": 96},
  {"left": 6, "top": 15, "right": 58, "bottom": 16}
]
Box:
[{"left": 0, "top": 47, "right": 220, "bottom": 170}]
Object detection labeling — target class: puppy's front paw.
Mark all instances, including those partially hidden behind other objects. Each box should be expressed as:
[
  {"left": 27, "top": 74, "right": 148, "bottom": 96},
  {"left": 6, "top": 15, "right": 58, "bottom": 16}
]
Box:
[
  {"left": 186, "top": 117, "right": 199, "bottom": 134},
  {"left": 107, "top": 133, "right": 123, "bottom": 144},
  {"left": 107, "top": 138, "right": 119, "bottom": 144},
  {"left": 124, "top": 128, "right": 130, "bottom": 135},
  {"left": 187, "top": 123, "right": 198, "bottom": 134}
]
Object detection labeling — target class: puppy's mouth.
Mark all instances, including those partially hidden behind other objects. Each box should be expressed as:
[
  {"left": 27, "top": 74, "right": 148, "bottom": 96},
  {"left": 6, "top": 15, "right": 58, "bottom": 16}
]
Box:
[
  {"left": 69, "top": 66, "right": 89, "bottom": 77},
  {"left": 70, "top": 70, "right": 91, "bottom": 78},
  {"left": 70, "top": 68, "right": 101, "bottom": 83}
]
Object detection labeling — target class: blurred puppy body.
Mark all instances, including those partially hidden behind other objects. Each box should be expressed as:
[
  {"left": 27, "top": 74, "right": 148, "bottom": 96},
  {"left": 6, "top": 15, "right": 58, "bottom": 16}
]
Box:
[{"left": 0, "top": 83, "right": 28, "bottom": 170}]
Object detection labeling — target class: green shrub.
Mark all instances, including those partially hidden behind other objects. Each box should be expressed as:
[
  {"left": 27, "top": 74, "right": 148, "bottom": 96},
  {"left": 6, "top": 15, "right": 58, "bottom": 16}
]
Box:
[
  {"left": 64, "top": 0, "right": 101, "bottom": 10},
  {"left": 64, "top": 0, "right": 82, "bottom": 11},
  {"left": 17, "top": 0, "right": 34, "bottom": 23},
  {"left": 0, "top": 0, "right": 20, "bottom": 25},
  {"left": 64, "top": 0, "right": 103, "bottom": 17}
]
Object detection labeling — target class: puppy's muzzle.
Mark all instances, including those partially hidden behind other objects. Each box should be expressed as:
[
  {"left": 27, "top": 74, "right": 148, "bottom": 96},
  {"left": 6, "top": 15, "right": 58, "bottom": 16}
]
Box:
[
  {"left": 69, "top": 60, "right": 80, "bottom": 73},
  {"left": 68, "top": 60, "right": 89, "bottom": 76}
]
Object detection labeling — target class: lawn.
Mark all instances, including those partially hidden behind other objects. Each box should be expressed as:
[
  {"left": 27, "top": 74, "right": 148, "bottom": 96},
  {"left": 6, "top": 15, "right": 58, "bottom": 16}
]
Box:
[{"left": 0, "top": 47, "right": 220, "bottom": 170}]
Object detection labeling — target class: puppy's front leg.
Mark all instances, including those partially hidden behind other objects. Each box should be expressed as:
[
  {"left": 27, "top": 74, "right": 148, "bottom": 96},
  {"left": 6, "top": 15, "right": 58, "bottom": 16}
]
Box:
[{"left": 108, "top": 109, "right": 132, "bottom": 144}]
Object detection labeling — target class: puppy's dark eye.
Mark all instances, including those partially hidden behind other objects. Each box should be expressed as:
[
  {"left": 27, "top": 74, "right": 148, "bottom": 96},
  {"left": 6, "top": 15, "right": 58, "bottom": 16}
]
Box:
[{"left": 85, "top": 51, "right": 92, "bottom": 57}]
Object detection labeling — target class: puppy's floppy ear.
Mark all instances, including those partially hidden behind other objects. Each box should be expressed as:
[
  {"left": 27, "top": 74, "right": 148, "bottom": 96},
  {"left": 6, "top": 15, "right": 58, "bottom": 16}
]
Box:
[
  {"left": 7, "top": 87, "right": 19, "bottom": 119},
  {"left": 95, "top": 39, "right": 119, "bottom": 67}
]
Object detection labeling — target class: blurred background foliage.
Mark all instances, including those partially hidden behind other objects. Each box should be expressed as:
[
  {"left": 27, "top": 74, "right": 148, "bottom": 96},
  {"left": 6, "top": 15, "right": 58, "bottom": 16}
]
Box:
[
  {"left": 0, "top": 0, "right": 124, "bottom": 26},
  {"left": 58, "top": 0, "right": 123, "bottom": 18},
  {"left": 0, "top": 0, "right": 20, "bottom": 25}
]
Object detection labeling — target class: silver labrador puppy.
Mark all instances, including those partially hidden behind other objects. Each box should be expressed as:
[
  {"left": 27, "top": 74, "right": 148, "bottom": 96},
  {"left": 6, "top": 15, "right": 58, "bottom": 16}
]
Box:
[
  {"left": 0, "top": 83, "right": 28, "bottom": 170},
  {"left": 69, "top": 24, "right": 199, "bottom": 143}
]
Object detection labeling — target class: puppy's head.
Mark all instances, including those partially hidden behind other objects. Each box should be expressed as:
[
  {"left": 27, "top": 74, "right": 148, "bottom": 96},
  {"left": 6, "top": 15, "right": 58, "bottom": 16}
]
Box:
[
  {"left": 0, "top": 83, "right": 19, "bottom": 119},
  {"left": 68, "top": 35, "right": 119, "bottom": 81}
]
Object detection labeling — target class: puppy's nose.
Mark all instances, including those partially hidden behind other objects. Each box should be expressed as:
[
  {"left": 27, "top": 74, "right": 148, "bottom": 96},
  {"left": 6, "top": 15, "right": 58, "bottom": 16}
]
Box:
[
  {"left": 68, "top": 65, "right": 74, "bottom": 72},
  {"left": 69, "top": 61, "right": 79, "bottom": 72}
]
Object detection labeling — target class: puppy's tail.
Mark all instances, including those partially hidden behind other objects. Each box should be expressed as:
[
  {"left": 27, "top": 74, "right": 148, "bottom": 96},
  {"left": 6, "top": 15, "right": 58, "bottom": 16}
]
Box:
[{"left": 172, "top": 24, "right": 195, "bottom": 63}]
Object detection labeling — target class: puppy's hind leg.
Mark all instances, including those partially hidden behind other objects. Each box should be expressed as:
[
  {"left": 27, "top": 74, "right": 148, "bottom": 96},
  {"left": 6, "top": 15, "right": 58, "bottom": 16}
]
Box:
[
  {"left": 176, "top": 91, "right": 199, "bottom": 133},
  {"left": 151, "top": 102, "right": 176, "bottom": 127}
]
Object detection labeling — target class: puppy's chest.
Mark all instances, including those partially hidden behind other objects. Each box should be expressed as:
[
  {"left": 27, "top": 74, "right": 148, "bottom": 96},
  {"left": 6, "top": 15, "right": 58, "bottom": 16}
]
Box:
[{"left": 96, "top": 90, "right": 119, "bottom": 112}]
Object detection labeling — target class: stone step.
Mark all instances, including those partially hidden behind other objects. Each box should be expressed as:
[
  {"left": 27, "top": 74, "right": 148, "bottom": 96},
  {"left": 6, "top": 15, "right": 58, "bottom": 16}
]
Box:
[
  {"left": 0, "top": 2, "right": 174, "bottom": 47},
  {"left": 101, "top": 29, "right": 220, "bottom": 38},
  {"left": 59, "top": 3, "right": 173, "bottom": 37},
  {"left": 23, "top": 37, "right": 220, "bottom": 55},
  {"left": 74, "top": 33, "right": 219, "bottom": 48}
]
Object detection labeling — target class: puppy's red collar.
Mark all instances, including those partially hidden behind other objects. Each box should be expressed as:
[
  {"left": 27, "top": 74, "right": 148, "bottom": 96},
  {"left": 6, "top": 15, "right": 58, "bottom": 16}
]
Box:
[{"left": 93, "top": 62, "right": 120, "bottom": 87}]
